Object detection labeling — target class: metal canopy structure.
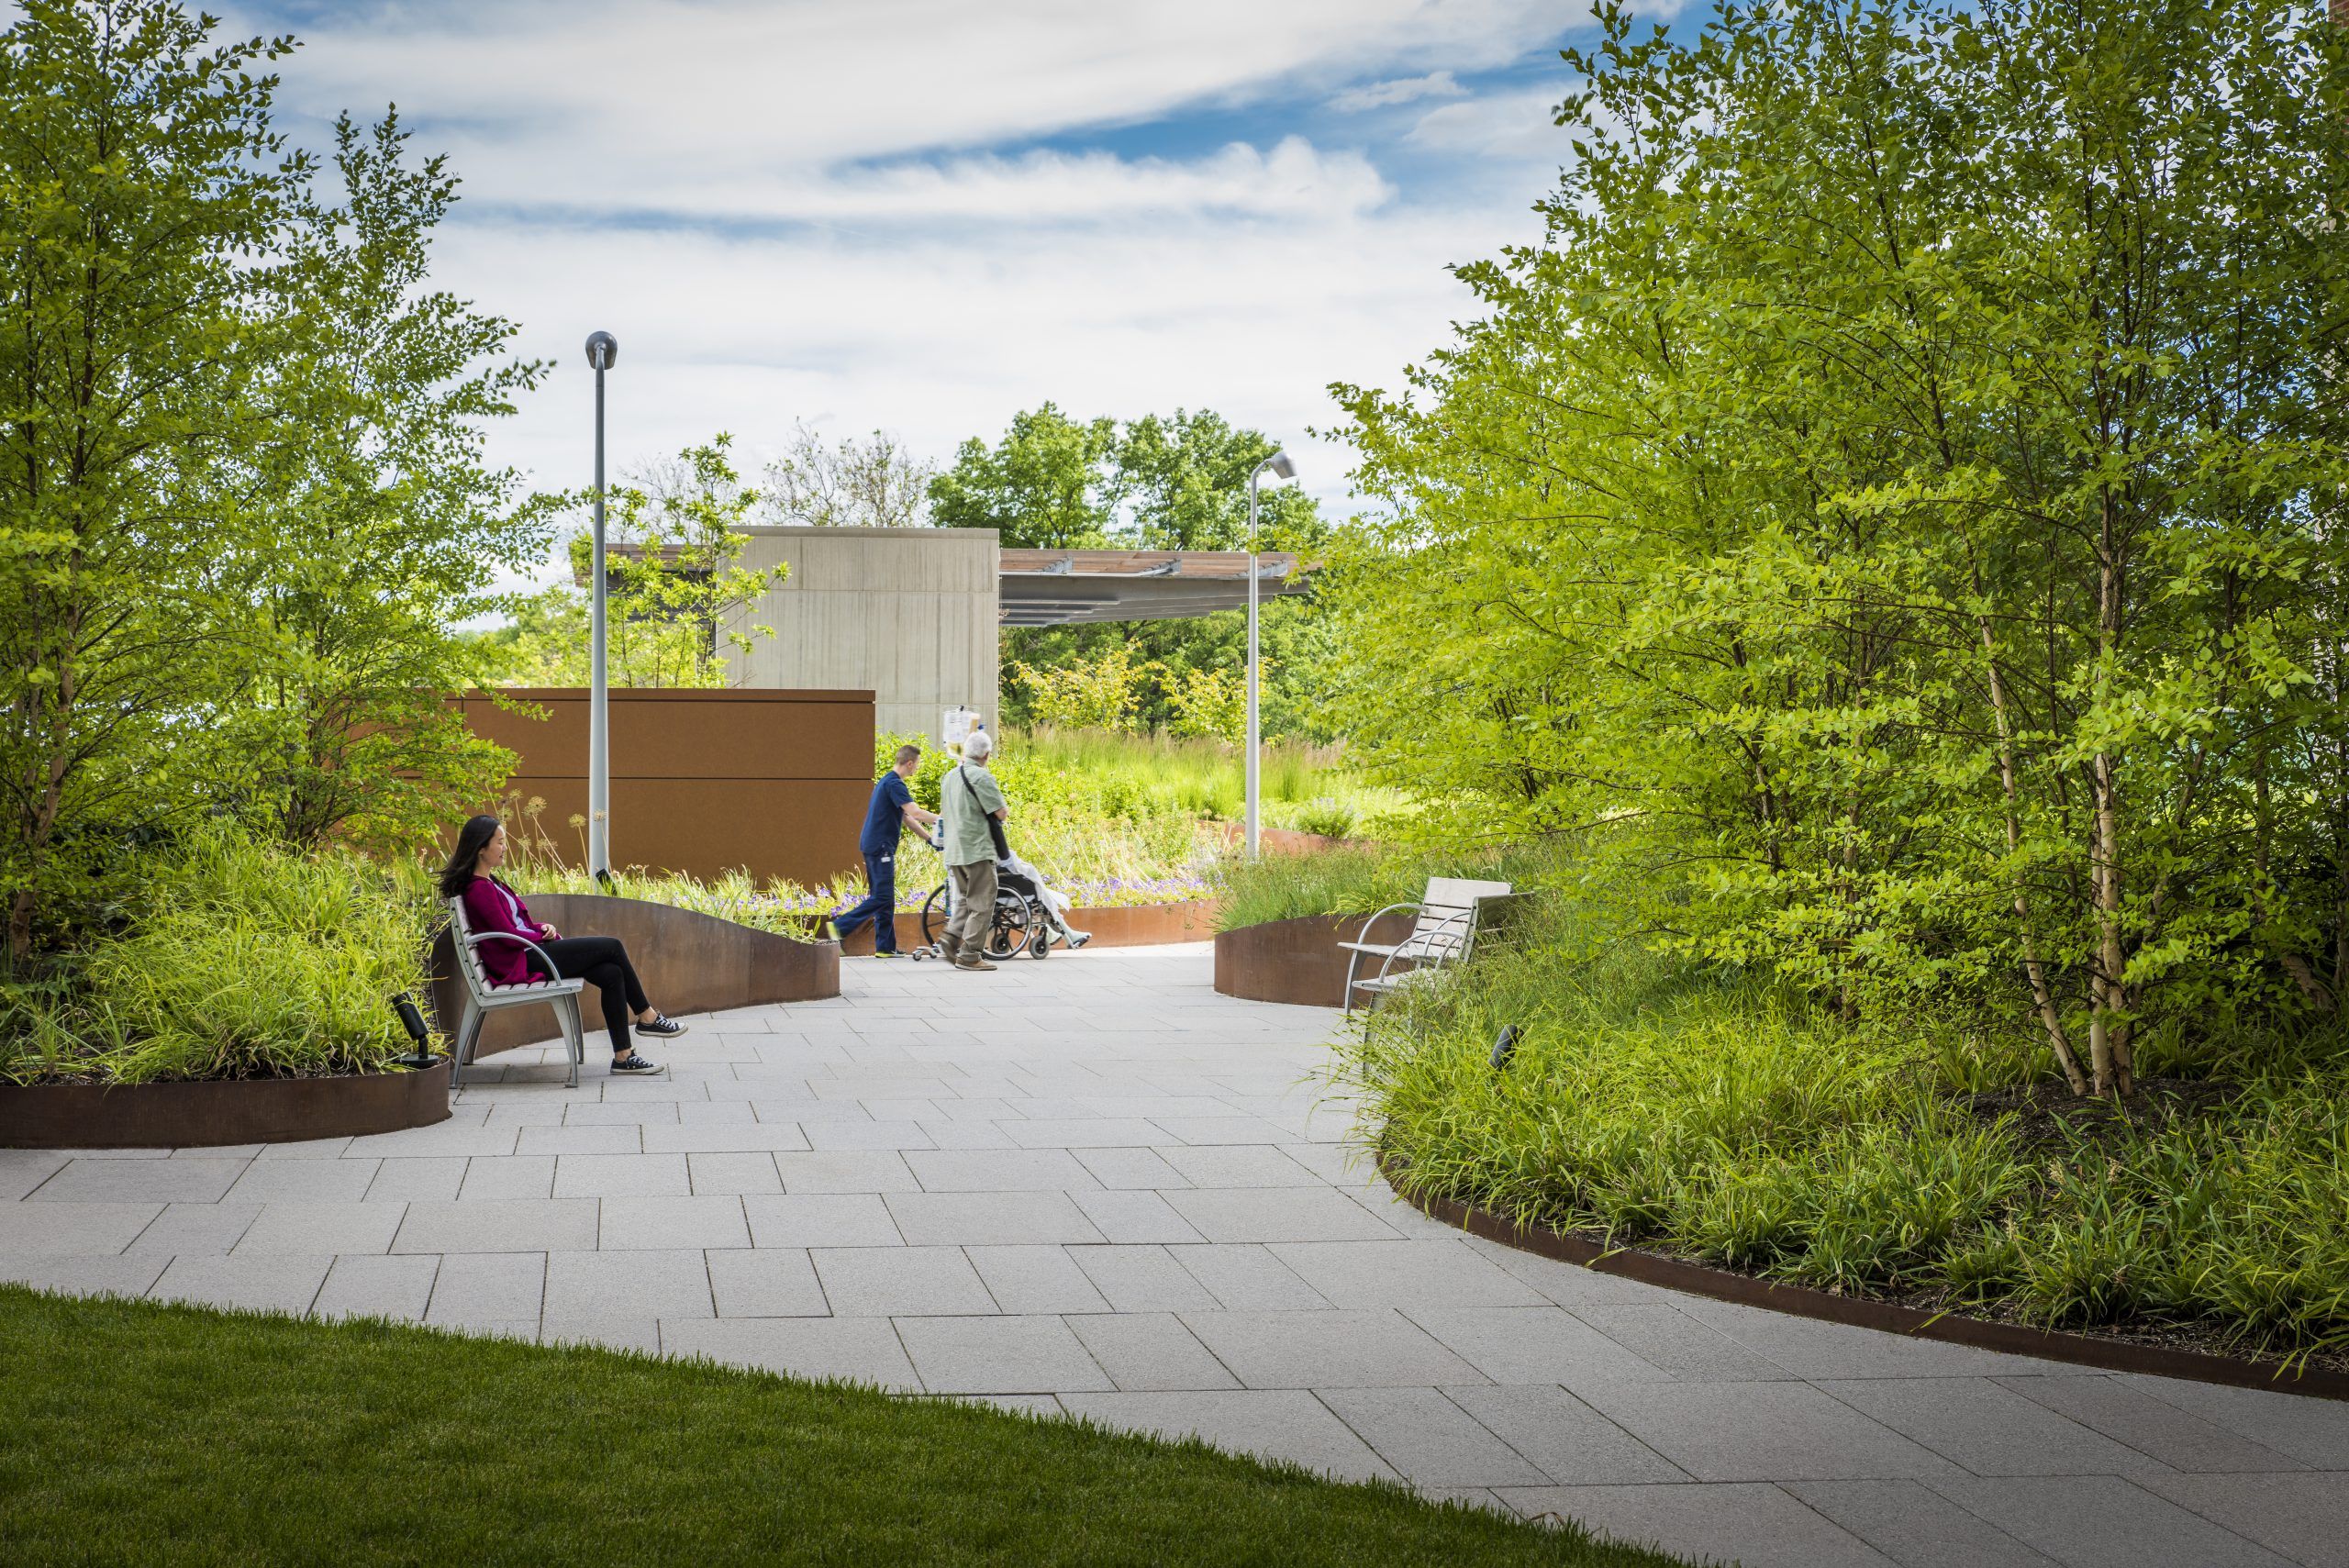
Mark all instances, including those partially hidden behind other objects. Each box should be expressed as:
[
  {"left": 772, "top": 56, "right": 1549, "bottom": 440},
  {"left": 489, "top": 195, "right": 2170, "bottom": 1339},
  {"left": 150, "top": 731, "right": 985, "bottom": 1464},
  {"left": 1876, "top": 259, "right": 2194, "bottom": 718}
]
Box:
[{"left": 998, "top": 548, "right": 1314, "bottom": 628}]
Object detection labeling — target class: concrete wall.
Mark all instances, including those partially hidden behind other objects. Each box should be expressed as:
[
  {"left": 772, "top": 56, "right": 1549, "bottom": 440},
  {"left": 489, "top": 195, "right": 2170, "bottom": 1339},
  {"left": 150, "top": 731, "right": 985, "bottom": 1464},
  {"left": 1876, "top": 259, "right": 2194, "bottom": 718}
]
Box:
[{"left": 724, "top": 527, "right": 999, "bottom": 743}]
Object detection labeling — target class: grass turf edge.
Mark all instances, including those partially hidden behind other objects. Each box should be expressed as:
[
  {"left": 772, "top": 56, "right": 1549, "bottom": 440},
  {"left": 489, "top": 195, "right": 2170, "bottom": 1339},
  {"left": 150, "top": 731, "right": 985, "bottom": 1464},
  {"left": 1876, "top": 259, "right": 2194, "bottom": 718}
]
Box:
[{"left": 0, "top": 1284, "right": 1693, "bottom": 1568}]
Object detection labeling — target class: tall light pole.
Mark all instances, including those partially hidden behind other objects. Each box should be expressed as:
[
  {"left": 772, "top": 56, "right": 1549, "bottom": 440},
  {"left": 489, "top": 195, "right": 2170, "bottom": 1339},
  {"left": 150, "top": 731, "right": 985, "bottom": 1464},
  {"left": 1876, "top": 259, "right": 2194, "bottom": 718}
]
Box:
[
  {"left": 1244, "top": 449, "right": 1296, "bottom": 861},
  {"left": 585, "top": 330, "right": 618, "bottom": 884}
]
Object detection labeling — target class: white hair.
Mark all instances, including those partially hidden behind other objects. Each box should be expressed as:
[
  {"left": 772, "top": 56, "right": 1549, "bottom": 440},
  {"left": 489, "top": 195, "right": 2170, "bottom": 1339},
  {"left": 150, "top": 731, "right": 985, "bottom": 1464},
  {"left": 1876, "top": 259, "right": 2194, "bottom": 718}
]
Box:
[{"left": 963, "top": 728, "right": 993, "bottom": 760}]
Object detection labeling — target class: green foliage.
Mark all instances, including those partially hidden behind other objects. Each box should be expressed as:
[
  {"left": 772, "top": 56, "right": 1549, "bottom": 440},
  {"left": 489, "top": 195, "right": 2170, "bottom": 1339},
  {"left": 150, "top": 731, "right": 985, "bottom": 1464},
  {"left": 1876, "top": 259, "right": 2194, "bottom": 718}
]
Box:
[
  {"left": 929, "top": 403, "right": 1119, "bottom": 547},
  {"left": 1208, "top": 840, "right": 1551, "bottom": 932},
  {"left": 0, "top": 1287, "right": 1687, "bottom": 1568},
  {"left": 1352, "top": 909, "right": 2349, "bottom": 1356},
  {"left": 1324, "top": 0, "right": 2349, "bottom": 1093},
  {"left": 493, "top": 436, "right": 783, "bottom": 688},
  {"left": 5, "top": 829, "right": 429, "bottom": 1085}
]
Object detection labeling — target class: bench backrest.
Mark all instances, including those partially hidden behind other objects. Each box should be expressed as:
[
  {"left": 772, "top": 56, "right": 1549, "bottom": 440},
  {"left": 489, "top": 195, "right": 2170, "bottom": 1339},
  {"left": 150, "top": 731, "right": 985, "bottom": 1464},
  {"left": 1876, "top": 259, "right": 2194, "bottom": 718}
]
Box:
[
  {"left": 445, "top": 896, "right": 495, "bottom": 1001},
  {"left": 1403, "top": 877, "right": 1513, "bottom": 961}
]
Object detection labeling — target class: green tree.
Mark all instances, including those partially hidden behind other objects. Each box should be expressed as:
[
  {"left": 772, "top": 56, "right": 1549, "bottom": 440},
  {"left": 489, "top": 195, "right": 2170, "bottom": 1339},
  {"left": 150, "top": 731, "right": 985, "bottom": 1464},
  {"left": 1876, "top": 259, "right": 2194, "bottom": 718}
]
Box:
[
  {"left": 928, "top": 403, "right": 1117, "bottom": 547},
  {"left": 239, "top": 110, "right": 560, "bottom": 854},
  {"left": 0, "top": 0, "right": 302, "bottom": 959},
  {"left": 1113, "top": 408, "right": 1318, "bottom": 550},
  {"left": 1325, "top": 0, "right": 2349, "bottom": 1093}
]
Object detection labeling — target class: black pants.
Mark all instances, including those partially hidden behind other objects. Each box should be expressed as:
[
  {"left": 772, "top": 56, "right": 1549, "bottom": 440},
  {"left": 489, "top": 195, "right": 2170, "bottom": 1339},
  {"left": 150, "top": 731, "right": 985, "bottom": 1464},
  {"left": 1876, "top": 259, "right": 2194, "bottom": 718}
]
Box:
[{"left": 530, "top": 936, "right": 651, "bottom": 1055}]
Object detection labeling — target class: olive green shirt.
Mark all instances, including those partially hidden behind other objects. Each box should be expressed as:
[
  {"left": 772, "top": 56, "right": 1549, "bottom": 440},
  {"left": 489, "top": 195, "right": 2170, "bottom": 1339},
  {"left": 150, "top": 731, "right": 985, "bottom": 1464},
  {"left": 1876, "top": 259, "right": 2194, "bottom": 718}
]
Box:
[{"left": 939, "top": 761, "right": 1007, "bottom": 868}]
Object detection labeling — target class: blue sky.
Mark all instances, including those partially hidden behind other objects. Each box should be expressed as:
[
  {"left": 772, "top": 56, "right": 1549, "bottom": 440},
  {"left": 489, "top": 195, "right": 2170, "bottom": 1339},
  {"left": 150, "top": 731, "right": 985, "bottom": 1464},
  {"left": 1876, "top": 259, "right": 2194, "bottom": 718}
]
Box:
[{"left": 217, "top": 1, "right": 1631, "bottom": 562}]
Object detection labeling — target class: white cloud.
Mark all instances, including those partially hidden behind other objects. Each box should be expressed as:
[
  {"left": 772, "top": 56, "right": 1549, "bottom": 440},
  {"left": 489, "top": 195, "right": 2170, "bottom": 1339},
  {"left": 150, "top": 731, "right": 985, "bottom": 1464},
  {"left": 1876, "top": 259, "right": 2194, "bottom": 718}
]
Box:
[
  {"left": 1408, "top": 83, "right": 1574, "bottom": 159},
  {"left": 1330, "top": 70, "right": 1467, "bottom": 112}
]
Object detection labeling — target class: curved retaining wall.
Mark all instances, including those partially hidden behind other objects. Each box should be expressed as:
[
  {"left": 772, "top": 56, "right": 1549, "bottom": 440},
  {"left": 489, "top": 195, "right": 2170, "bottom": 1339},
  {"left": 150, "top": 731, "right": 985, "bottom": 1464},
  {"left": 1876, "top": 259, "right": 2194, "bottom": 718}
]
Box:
[
  {"left": 0, "top": 1062, "right": 451, "bottom": 1150},
  {"left": 1212, "top": 912, "right": 1413, "bottom": 1008},
  {"left": 430, "top": 893, "right": 840, "bottom": 1058},
  {"left": 830, "top": 900, "right": 1219, "bottom": 954}
]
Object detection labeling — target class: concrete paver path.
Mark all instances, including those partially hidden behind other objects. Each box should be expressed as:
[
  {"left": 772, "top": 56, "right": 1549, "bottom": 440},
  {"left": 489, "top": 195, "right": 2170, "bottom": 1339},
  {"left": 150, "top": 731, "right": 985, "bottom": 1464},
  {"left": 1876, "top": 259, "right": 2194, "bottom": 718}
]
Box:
[{"left": 6, "top": 942, "right": 2348, "bottom": 1567}]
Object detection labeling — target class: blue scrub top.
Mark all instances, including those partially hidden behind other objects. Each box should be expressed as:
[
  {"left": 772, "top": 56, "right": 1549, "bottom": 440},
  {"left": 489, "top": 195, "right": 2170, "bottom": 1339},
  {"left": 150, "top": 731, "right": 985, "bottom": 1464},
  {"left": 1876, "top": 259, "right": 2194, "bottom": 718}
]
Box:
[{"left": 859, "top": 772, "right": 914, "bottom": 856}]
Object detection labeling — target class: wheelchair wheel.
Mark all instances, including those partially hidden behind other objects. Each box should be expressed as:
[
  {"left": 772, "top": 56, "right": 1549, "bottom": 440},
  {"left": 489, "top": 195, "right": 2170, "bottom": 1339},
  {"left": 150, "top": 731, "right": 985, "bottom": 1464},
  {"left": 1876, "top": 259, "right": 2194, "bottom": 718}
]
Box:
[
  {"left": 986, "top": 894, "right": 1036, "bottom": 960},
  {"left": 1031, "top": 922, "right": 1052, "bottom": 959},
  {"left": 919, "top": 884, "right": 949, "bottom": 947}
]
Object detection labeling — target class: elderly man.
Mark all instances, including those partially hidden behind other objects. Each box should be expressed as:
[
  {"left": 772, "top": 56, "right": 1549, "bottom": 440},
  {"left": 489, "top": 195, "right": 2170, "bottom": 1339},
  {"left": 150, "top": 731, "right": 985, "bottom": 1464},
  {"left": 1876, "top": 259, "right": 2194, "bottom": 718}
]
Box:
[{"left": 937, "top": 728, "right": 1009, "bottom": 971}]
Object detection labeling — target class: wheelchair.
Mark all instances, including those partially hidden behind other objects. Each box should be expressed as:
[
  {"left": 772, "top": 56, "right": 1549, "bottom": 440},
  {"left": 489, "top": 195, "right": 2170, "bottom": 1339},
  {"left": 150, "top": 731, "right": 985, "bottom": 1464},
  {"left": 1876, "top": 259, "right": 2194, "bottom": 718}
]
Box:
[{"left": 911, "top": 876, "right": 1053, "bottom": 961}]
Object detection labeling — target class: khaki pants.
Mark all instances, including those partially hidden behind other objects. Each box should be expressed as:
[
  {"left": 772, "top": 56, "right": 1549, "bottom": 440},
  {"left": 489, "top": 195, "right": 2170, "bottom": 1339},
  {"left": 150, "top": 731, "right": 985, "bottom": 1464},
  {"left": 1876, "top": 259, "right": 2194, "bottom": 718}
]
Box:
[{"left": 946, "top": 861, "right": 997, "bottom": 958}]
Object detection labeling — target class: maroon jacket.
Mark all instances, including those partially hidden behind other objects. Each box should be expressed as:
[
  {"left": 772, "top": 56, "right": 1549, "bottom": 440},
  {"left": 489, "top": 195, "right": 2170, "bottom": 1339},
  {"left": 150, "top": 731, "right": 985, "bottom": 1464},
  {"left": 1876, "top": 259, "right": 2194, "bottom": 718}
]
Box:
[{"left": 459, "top": 874, "right": 551, "bottom": 988}]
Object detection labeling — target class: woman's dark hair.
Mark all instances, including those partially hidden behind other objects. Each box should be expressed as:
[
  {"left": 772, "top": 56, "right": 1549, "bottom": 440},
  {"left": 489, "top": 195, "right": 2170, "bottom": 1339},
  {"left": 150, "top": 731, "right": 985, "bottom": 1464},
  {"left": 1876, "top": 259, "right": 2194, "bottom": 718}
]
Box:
[{"left": 439, "top": 815, "right": 502, "bottom": 899}]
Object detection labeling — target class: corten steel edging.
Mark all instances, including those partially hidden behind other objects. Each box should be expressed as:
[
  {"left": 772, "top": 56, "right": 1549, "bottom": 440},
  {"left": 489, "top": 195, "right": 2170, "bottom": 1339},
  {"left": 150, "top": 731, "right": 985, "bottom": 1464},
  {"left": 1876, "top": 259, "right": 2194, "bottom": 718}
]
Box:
[
  {"left": 1377, "top": 1150, "right": 2349, "bottom": 1403},
  {"left": 429, "top": 894, "right": 840, "bottom": 1058},
  {"left": 1213, "top": 912, "right": 1416, "bottom": 1007},
  {"left": 0, "top": 1062, "right": 450, "bottom": 1150},
  {"left": 829, "top": 901, "right": 1219, "bottom": 954}
]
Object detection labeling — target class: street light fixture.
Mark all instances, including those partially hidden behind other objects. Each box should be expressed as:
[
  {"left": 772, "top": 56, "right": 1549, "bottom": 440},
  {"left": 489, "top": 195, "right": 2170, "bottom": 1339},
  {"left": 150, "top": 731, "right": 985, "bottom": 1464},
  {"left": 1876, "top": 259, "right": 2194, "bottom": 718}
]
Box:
[
  {"left": 584, "top": 330, "right": 618, "bottom": 884},
  {"left": 1245, "top": 449, "right": 1297, "bottom": 861}
]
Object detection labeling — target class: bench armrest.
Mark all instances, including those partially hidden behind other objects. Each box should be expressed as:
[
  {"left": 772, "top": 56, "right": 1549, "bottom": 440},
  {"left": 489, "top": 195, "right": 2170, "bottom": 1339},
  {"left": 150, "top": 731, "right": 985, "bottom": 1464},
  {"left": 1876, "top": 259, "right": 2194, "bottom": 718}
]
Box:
[{"left": 467, "top": 929, "right": 562, "bottom": 983}]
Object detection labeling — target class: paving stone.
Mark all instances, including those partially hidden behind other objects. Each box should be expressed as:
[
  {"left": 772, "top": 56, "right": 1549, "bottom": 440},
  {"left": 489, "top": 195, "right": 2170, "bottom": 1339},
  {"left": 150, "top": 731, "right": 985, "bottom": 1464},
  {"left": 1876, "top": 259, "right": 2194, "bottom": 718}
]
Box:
[
  {"left": 0, "top": 1151, "right": 70, "bottom": 1201},
  {"left": 1444, "top": 1385, "right": 1689, "bottom": 1485},
  {"left": 597, "top": 1195, "right": 751, "bottom": 1251},
  {"left": 1318, "top": 1386, "right": 1549, "bottom": 1486},
  {"left": 566, "top": 1102, "right": 679, "bottom": 1126},
  {"left": 543, "top": 1250, "right": 713, "bottom": 1319},
  {"left": 686, "top": 1151, "right": 784, "bottom": 1195},
  {"left": 1928, "top": 1474, "right": 2292, "bottom": 1568},
  {"left": 773, "top": 1151, "right": 920, "bottom": 1192},
  {"left": 0, "top": 1253, "right": 170, "bottom": 1298},
  {"left": 1064, "top": 1311, "right": 1237, "bottom": 1391},
  {"left": 1161, "top": 1187, "right": 1398, "bottom": 1243},
  {"left": 894, "top": 1315, "right": 1114, "bottom": 1395},
  {"left": 1168, "top": 1243, "right": 1331, "bottom": 1310},
  {"left": 30, "top": 1157, "right": 247, "bottom": 1205},
  {"left": 707, "top": 1248, "right": 829, "bottom": 1317},
  {"left": 661, "top": 1317, "right": 919, "bottom": 1391},
  {"left": 2121, "top": 1374, "right": 2349, "bottom": 1470},
  {"left": 1067, "top": 1189, "right": 1205, "bottom": 1244},
  {"left": 743, "top": 1194, "right": 905, "bottom": 1249},
  {"left": 1681, "top": 1298, "right": 2067, "bottom": 1381},
  {"left": 150, "top": 1253, "right": 332, "bottom": 1315},
  {"left": 312, "top": 1254, "right": 440, "bottom": 1321},
  {"left": 1265, "top": 1240, "right": 1547, "bottom": 1312},
  {"left": 551, "top": 1152, "right": 689, "bottom": 1198},
  {"left": 641, "top": 1123, "right": 811, "bottom": 1154},
  {"left": 1570, "top": 1303, "right": 1797, "bottom": 1382},
  {"left": 1059, "top": 1390, "right": 1396, "bottom": 1484},
  {"left": 1068, "top": 1244, "right": 1222, "bottom": 1314},
  {"left": 0, "top": 1201, "right": 162, "bottom": 1255},
  {"left": 1573, "top": 1380, "right": 1965, "bottom": 1483},
  {"left": 801, "top": 1120, "right": 939, "bottom": 1151},
  {"left": 233, "top": 1202, "right": 406, "bottom": 1256},
  {"left": 392, "top": 1199, "right": 599, "bottom": 1254},
  {"left": 674, "top": 1101, "right": 761, "bottom": 1126},
  {"left": 1459, "top": 1238, "right": 1685, "bottom": 1307},
  {"left": 1071, "top": 1147, "right": 1189, "bottom": 1189},
  {"left": 1496, "top": 1483, "right": 1898, "bottom": 1568},
  {"left": 1179, "top": 1308, "right": 1486, "bottom": 1389},
  {"left": 2138, "top": 1472, "right": 2349, "bottom": 1568},
  {"left": 515, "top": 1125, "right": 642, "bottom": 1157},
  {"left": 457, "top": 1156, "right": 556, "bottom": 1201},
  {"left": 348, "top": 1122, "right": 519, "bottom": 1158},
  {"left": 902, "top": 1149, "right": 1098, "bottom": 1192},
  {"left": 540, "top": 1318, "right": 662, "bottom": 1353},
  {"left": 1823, "top": 1377, "right": 2181, "bottom": 1478},
  {"left": 1156, "top": 1145, "right": 1324, "bottom": 1188},
  {"left": 884, "top": 1191, "right": 1105, "bottom": 1247},
  {"left": 965, "top": 1246, "right": 1112, "bottom": 1314},
  {"left": 813, "top": 1246, "right": 996, "bottom": 1317},
  {"left": 123, "top": 1202, "right": 262, "bottom": 1256},
  {"left": 1787, "top": 1479, "right": 2062, "bottom": 1568},
  {"left": 214, "top": 1158, "right": 378, "bottom": 1204},
  {"left": 1149, "top": 1116, "right": 1298, "bottom": 1146},
  {"left": 1403, "top": 1306, "right": 1670, "bottom": 1386},
  {"left": 426, "top": 1251, "right": 545, "bottom": 1325},
  {"left": 997, "top": 1118, "right": 1165, "bottom": 1149},
  {"left": 363, "top": 1157, "right": 468, "bottom": 1202},
  {"left": 1993, "top": 1375, "right": 2302, "bottom": 1474}
]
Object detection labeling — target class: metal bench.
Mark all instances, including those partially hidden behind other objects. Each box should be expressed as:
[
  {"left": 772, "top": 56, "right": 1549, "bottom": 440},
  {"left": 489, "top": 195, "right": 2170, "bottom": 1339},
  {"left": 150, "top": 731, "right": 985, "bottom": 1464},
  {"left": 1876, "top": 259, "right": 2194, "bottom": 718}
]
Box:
[
  {"left": 1340, "top": 877, "right": 1513, "bottom": 1016},
  {"left": 444, "top": 895, "right": 588, "bottom": 1088}
]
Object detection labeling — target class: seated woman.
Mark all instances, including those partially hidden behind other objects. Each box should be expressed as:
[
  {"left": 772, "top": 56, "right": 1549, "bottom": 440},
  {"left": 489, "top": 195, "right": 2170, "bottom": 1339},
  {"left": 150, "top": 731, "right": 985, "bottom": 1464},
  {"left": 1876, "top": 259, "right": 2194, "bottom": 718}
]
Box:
[{"left": 440, "top": 814, "right": 686, "bottom": 1074}]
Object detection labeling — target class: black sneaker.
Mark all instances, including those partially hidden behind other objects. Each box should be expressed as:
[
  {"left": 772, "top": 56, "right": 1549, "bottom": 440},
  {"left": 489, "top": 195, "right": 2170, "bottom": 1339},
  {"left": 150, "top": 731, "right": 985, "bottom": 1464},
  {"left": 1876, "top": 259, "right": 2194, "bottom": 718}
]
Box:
[
  {"left": 610, "top": 1052, "right": 662, "bottom": 1073},
  {"left": 636, "top": 1014, "right": 688, "bottom": 1039}
]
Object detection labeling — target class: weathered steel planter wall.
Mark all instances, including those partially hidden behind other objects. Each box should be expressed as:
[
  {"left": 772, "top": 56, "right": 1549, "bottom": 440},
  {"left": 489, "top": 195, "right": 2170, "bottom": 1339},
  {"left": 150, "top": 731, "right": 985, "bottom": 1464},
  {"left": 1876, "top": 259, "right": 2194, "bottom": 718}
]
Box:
[
  {"left": 0, "top": 1062, "right": 451, "bottom": 1150},
  {"left": 1212, "top": 912, "right": 1414, "bottom": 1008},
  {"left": 430, "top": 893, "right": 840, "bottom": 1058}
]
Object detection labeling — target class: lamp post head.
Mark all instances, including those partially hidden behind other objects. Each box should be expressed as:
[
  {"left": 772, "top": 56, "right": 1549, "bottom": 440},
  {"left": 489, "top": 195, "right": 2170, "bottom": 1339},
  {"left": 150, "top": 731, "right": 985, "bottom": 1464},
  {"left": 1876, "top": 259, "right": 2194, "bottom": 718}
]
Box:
[
  {"left": 1264, "top": 450, "right": 1296, "bottom": 482},
  {"left": 585, "top": 330, "right": 618, "bottom": 371}
]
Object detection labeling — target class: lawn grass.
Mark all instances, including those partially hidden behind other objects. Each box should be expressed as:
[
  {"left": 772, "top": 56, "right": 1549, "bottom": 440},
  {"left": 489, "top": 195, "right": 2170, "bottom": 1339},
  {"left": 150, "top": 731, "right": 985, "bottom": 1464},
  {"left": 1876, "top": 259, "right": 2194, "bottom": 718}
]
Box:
[{"left": 0, "top": 1286, "right": 1687, "bottom": 1568}]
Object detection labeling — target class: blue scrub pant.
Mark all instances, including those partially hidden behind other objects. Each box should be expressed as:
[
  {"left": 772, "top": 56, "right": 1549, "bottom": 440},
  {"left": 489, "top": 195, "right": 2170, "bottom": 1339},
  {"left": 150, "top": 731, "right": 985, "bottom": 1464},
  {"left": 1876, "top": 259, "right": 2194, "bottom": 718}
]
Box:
[{"left": 830, "top": 851, "right": 898, "bottom": 952}]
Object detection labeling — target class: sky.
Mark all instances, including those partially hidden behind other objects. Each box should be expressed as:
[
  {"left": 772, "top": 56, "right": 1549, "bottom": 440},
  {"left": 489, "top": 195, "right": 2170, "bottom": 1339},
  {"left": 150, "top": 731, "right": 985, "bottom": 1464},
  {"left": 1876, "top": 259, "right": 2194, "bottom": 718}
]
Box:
[{"left": 221, "top": 0, "right": 1628, "bottom": 573}]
